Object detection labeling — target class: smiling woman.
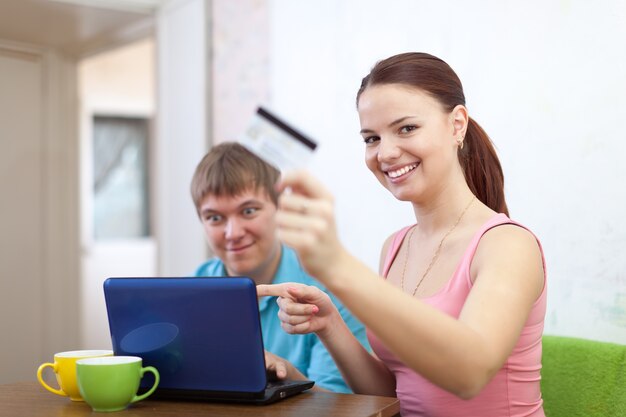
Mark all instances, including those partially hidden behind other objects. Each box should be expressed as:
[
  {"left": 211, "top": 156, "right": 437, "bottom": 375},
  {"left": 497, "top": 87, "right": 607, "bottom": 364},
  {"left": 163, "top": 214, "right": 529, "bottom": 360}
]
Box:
[{"left": 262, "top": 52, "right": 547, "bottom": 417}]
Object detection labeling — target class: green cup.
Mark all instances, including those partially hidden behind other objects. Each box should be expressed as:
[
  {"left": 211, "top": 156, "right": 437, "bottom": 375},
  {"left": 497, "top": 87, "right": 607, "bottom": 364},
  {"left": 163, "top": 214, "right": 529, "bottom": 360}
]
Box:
[{"left": 76, "top": 356, "right": 159, "bottom": 412}]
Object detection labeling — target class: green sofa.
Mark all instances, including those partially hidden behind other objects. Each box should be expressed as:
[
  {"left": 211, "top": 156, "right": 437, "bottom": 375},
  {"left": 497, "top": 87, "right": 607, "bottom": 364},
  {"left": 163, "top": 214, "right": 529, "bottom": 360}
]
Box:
[{"left": 541, "top": 335, "right": 626, "bottom": 417}]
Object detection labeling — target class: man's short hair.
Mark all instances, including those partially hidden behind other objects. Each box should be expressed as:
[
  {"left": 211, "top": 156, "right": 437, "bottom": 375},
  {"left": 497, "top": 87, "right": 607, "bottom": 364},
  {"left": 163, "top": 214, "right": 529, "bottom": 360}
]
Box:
[{"left": 190, "top": 142, "right": 280, "bottom": 216}]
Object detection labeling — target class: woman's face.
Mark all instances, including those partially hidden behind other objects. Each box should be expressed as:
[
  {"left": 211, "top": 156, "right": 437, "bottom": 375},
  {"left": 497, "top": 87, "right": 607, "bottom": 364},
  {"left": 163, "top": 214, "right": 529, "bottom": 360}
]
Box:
[{"left": 357, "top": 84, "right": 462, "bottom": 202}]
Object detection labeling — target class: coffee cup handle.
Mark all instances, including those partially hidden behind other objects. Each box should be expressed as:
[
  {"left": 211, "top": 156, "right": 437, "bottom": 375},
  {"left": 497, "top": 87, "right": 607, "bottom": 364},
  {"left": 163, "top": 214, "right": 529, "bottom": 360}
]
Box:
[
  {"left": 36, "top": 362, "right": 67, "bottom": 397},
  {"left": 131, "top": 366, "right": 160, "bottom": 403}
]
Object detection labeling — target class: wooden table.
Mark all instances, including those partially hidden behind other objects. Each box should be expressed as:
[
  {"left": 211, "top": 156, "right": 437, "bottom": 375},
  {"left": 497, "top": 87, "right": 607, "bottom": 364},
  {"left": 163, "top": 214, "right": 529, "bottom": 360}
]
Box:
[{"left": 1, "top": 382, "right": 400, "bottom": 417}]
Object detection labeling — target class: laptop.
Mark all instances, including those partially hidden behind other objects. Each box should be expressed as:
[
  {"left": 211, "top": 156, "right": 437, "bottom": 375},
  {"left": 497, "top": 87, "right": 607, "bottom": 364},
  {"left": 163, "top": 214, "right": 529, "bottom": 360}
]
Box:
[{"left": 103, "top": 277, "right": 314, "bottom": 404}]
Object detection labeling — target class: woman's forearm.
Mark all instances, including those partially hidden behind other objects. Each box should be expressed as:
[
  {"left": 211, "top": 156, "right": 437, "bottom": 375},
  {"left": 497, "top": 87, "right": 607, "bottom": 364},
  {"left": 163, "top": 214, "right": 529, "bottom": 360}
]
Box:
[{"left": 316, "top": 308, "right": 396, "bottom": 396}]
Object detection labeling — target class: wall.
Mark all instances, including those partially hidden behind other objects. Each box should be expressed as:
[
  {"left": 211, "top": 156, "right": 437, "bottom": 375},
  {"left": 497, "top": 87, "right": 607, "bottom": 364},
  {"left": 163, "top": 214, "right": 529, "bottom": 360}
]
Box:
[
  {"left": 212, "top": 0, "right": 270, "bottom": 145},
  {"left": 268, "top": 0, "right": 626, "bottom": 344},
  {"left": 0, "top": 40, "right": 79, "bottom": 382},
  {"left": 156, "top": 0, "right": 209, "bottom": 276}
]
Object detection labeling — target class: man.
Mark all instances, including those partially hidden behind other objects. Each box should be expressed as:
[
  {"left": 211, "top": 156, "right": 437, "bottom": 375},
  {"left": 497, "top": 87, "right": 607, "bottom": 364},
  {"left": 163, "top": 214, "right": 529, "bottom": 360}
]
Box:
[{"left": 190, "top": 142, "right": 369, "bottom": 393}]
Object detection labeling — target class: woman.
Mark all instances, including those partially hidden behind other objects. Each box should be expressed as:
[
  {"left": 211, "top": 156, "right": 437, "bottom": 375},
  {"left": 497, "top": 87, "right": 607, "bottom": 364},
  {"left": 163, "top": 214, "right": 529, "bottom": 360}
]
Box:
[{"left": 258, "top": 52, "right": 546, "bottom": 416}]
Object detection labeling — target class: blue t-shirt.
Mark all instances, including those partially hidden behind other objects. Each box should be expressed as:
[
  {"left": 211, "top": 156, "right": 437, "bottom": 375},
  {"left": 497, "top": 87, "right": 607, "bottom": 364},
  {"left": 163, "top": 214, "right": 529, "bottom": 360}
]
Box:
[{"left": 193, "top": 244, "right": 369, "bottom": 393}]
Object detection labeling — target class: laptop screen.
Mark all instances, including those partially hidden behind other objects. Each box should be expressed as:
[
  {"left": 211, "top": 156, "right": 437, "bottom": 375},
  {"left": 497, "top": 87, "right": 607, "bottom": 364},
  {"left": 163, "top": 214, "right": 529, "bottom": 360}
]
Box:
[{"left": 103, "top": 277, "right": 268, "bottom": 395}]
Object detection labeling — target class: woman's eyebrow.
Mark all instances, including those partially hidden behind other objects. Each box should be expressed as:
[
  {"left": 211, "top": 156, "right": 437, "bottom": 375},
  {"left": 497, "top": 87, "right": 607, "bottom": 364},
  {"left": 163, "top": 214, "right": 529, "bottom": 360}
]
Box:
[{"left": 360, "top": 116, "right": 416, "bottom": 134}]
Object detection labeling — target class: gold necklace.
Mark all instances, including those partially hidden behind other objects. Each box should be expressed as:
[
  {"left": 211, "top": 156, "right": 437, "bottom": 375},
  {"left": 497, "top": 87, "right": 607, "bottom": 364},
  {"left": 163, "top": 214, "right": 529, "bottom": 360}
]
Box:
[{"left": 401, "top": 196, "right": 476, "bottom": 296}]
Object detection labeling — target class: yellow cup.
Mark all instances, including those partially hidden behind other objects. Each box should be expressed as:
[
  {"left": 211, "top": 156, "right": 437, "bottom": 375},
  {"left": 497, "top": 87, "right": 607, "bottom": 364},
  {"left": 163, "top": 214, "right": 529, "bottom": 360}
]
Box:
[{"left": 36, "top": 350, "right": 113, "bottom": 401}]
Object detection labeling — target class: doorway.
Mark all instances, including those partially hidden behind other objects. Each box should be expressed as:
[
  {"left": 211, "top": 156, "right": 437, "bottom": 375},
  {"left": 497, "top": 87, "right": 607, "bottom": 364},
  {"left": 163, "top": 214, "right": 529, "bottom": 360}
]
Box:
[{"left": 78, "top": 38, "right": 157, "bottom": 349}]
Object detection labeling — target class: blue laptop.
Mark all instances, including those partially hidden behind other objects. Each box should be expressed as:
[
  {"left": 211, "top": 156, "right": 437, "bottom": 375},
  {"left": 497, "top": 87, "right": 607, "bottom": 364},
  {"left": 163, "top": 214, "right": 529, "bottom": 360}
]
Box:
[{"left": 103, "top": 277, "right": 314, "bottom": 404}]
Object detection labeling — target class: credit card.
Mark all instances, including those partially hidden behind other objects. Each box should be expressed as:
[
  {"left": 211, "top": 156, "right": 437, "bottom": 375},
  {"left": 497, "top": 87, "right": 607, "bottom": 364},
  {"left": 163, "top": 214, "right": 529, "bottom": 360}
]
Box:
[{"left": 238, "top": 107, "right": 318, "bottom": 171}]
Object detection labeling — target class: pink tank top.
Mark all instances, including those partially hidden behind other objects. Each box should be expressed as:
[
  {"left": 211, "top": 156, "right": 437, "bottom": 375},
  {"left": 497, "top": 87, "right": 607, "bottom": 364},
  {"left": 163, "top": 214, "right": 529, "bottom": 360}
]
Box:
[{"left": 367, "top": 213, "right": 546, "bottom": 417}]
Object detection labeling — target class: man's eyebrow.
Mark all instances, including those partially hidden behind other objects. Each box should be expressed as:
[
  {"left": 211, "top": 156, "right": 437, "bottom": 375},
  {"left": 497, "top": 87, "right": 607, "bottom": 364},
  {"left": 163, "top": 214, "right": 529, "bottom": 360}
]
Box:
[
  {"left": 200, "top": 207, "right": 219, "bottom": 216},
  {"left": 237, "top": 198, "right": 264, "bottom": 208},
  {"left": 200, "top": 198, "right": 264, "bottom": 214}
]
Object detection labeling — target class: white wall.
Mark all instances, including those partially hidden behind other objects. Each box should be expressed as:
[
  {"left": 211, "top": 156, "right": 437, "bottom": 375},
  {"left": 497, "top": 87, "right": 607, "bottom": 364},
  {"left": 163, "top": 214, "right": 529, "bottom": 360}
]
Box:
[
  {"left": 268, "top": 0, "right": 626, "bottom": 344},
  {"left": 212, "top": 0, "right": 270, "bottom": 145}
]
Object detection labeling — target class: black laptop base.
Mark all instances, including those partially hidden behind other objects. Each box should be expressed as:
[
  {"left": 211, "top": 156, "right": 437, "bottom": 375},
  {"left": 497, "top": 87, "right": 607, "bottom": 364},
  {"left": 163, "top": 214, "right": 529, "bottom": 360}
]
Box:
[{"left": 143, "top": 380, "right": 315, "bottom": 405}]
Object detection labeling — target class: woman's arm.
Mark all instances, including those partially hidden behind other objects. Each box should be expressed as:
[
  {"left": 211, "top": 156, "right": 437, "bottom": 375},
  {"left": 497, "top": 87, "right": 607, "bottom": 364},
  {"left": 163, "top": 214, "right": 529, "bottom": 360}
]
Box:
[
  {"left": 330, "top": 225, "right": 543, "bottom": 398},
  {"left": 275, "top": 171, "right": 544, "bottom": 399}
]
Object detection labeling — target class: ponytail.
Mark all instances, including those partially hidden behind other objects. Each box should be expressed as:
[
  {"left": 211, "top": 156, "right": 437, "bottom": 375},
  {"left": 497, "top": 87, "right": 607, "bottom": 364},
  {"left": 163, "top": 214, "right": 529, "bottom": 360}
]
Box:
[{"left": 460, "top": 117, "right": 509, "bottom": 215}]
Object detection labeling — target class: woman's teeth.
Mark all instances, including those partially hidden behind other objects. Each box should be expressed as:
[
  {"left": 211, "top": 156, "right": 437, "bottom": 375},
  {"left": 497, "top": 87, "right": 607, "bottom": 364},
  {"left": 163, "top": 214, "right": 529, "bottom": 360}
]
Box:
[{"left": 388, "top": 163, "right": 417, "bottom": 178}]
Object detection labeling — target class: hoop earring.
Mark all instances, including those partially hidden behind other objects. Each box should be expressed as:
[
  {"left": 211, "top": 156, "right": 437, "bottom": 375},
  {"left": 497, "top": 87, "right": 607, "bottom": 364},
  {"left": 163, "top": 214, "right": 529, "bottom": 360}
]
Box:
[{"left": 457, "top": 137, "right": 465, "bottom": 150}]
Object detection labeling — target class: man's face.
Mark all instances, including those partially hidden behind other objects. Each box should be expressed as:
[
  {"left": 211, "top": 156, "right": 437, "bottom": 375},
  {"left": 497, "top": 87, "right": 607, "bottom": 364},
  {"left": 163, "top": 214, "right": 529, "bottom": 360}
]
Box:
[{"left": 198, "top": 188, "right": 280, "bottom": 282}]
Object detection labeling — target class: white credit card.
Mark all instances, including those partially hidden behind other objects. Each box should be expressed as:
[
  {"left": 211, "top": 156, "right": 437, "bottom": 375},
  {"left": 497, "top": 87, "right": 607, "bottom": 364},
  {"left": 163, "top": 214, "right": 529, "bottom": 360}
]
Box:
[{"left": 238, "top": 107, "right": 318, "bottom": 172}]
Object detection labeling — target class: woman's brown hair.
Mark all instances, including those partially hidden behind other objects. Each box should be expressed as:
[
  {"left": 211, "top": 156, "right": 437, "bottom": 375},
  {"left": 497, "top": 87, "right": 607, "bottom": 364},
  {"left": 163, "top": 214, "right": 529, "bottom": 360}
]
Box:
[{"left": 356, "top": 52, "right": 509, "bottom": 215}]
